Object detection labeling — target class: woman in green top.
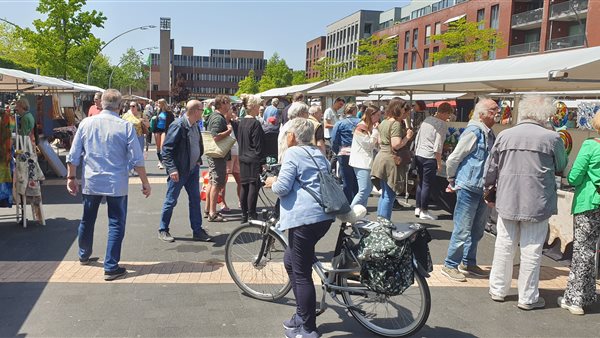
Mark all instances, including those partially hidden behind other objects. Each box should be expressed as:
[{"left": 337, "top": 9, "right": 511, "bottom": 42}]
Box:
[
  {"left": 558, "top": 113, "right": 600, "bottom": 315},
  {"left": 15, "top": 98, "right": 35, "bottom": 138}
]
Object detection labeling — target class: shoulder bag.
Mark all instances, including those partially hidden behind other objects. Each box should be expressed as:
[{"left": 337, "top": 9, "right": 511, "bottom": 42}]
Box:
[{"left": 201, "top": 131, "right": 236, "bottom": 158}]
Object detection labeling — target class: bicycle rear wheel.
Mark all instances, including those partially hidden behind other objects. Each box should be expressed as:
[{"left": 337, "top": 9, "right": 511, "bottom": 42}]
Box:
[
  {"left": 225, "top": 223, "right": 292, "bottom": 301},
  {"left": 338, "top": 268, "right": 431, "bottom": 337}
]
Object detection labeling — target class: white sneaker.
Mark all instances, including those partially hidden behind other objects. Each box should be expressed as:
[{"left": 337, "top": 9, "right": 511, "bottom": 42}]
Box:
[
  {"left": 419, "top": 210, "right": 438, "bottom": 220},
  {"left": 157, "top": 162, "right": 164, "bottom": 170},
  {"left": 414, "top": 208, "right": 421, "bottom": 218}
]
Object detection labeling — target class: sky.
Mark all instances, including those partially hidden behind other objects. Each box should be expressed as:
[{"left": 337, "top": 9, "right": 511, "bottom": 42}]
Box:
[{"left": 1, "top": 0, "right": 411, "bottom": 70}]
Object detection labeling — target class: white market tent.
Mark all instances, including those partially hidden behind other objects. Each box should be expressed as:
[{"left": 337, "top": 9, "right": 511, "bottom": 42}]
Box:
[
  {"left": 307, "top": 72, "right": 399, "bottom": 97},
  {"left": 373, "top": 46, "right": 600, "bottom": 93},
  {"left": 0, "top": 68, "right": 104, "bottom": 93},
  {"left": 356, "top": 92, "right": 468, "bottom": 102},
  {"left": 257, "top": 80, "right": 329, "bottom": 98}
]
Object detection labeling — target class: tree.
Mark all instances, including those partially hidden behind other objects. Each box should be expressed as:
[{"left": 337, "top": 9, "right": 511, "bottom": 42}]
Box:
[
  {"left": 0, "top": 22, "right": 37, "bottom": 70},
  {"left": 349, "top": 35, "right": 399, "bottom": 76},
  {"left": 430, "top": 17, "right": 505, "bottom": 63},
  {"left": 111, "top": 47, "right": 148, "bottom": 92},
  {"left": 292, "top": 70, "right": 307, "bottom": 85},
  {"left": 171, "top": 73, "right": 190, "bottom": 103},
  {"left": 20, "top": 0, "right": 106, "bottom": 81},
  {"left": 258, "top": 53, "right": 293, "bottom": 92},
  {"left": 312, "top": 57, "right": 347, "bottom": 81},
  {"left": 88, "top": 54, "right": 112, "bottom": 89},
  {"left": 235, "top": 69, "right": 259, "bottom": 95}
]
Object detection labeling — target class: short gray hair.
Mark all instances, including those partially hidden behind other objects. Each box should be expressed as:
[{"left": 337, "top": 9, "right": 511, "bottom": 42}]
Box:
[
  {"left": 288, "top": 118, "right": 314, "bottom": 145},
  {"left": 102, "top": 89, "right": 122, "bottom": 112},
  {"left": 308, "top": 105, "right": 321, "bottom": 116},
  {"left": 471, "top": 97, "right": 494, "bottom": 122},
  {"left": 288, "top": 102, "right": 309, "bottom": 120},
  {"left": 518, "top": 95, "right": 554, "bottom": 123}
]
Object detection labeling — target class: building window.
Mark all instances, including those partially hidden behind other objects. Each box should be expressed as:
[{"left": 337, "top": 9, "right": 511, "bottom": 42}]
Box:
[
  {"left": 425, "top": 25, "right": 431, "bottom": 45},
  {"left": 404, "top": 31, "right": 410, "bottom": 49},
  {"left": 403, "top": 53, "right": 409, "bottom": 70},
  {"left": 477, "top": 9, "right": 485, "bottom": 29},
  {"left": 435, "top": 22, "right": 441, "bottom": 36},
  {"left": 489, "top": 5, "right": 500, "bottom": 59},
  {"left": 423, "top": 48, "right": 430, "bottom": 68},
  {"left": 433, "top": 46, "right": 440, "bottom": 66},
  {"left": 411, "top": 52, "right": 417, "bottom": 69},
  {"left": 153, "top": 84, "right": 158, "bottom": 91},
  {"left": 364, "top": 23, "right": 372, "bottom": 35},
  {"left": 413, "top": 28, "right": 419, "bottom": 48}
]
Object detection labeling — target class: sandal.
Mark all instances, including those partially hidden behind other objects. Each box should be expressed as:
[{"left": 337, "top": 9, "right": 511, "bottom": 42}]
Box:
[
  {"left": 220, "top": 206, "right": 231, "bottom": 213},
  {"left": 208, "top": 213, "right": 227, "bottom": 222},
  {"left": 203, "top": 211, "right": 209, "bottom": 218}
]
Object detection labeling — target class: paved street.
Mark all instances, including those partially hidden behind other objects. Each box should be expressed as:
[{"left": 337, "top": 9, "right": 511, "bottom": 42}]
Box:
[{"left": 1, "top": 151, "right": 599, "bottom": 337}]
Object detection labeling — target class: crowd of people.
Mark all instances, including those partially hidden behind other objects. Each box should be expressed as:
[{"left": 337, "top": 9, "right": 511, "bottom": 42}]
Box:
[{"left": 66, "top": 89, "right": 599, "bottom": 338}]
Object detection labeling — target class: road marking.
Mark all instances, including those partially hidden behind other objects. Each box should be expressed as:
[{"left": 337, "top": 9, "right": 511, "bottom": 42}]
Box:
[{"left": 0, "top": 261, "right": 572, "bottom": 289}]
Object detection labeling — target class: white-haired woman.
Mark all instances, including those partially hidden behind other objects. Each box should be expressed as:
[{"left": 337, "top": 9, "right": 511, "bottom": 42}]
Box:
[
  {"left": 486, "top": 95, "right": 568, "bottom": 310},
  {"left": 266, "top": 118, "right": 334, "bottom": 338},
  {"left": 238, "top": 94, "right": 265, "bottom": 223},
  {"left": 558, "top": 112, "right": 600, "bottom": 315}
]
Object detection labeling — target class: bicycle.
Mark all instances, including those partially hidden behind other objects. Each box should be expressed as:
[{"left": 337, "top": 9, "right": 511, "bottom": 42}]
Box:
[{"left": 224, "top": 165, "right": 431, "bottom": 337}]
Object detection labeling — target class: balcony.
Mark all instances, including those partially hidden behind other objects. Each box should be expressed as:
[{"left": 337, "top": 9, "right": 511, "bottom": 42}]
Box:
[
  {"left": 511, "top": 8, "right": 543, "bottom": 30},
  {"left": 547, "top": 34, "right": 586, "bottom": 50},
  {"left": 550, "top": 0, "right": 588, "bottom": 20},
  {"left": 509, "top": 41, "right": 540, "bottom": 56}
]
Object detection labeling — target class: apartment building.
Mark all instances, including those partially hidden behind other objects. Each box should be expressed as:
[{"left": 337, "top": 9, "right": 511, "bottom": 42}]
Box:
[
  {"left": 149, "top": 17, "right": 266, "bottom": 100},
  {"left": 306, "top": 36, "right": 326, "bottom": 79}
]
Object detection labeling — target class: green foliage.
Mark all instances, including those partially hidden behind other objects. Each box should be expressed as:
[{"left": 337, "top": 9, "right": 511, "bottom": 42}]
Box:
[
  {"left": 0, "top": 22, "right": 38, "bottom": 70},
  {"left": 312, "top": 57, "right": 348, "bottom": 82},
  {"left": 20, "top": 0, "right": 106, "bottom": 80},
  {"left": 88, "top": 54, "right": 111, "bottom": 89},
  {"left": 111, "top": 47, "right": 148, "bottom": 92},
  {"left": 349, "top": 35, "right": 398, "bottom": 76},
  {"left": 291, "top": 70, "right": 307, "bottom": 85},
  {"left": 0, "top": 56, "right": 36, "bottom": 73},
  {"left": 430, "top": 18, "right": 505, "bottom": 63},
  {"left": 235, "top": 69, "right": 259, "bottom": 95},
  {"left": 171, "top": 73, "right": 189, "bottom": 103},
  {"left": 258, "top": 53, "right": 293, "bottom": 92}
]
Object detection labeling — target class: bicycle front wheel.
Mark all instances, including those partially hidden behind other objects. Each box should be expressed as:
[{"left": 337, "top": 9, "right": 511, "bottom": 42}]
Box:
[
  {"left": 225, "top": 223, "right": 292, "bottom": 301},
  {"left": 339, "top": 268, "right": 431, "bottom": 337}
]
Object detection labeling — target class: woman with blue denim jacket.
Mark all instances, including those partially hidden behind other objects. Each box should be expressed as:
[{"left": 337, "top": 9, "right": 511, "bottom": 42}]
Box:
[{"left": 267, "top": 118, "right": 335, "bottom": 338}]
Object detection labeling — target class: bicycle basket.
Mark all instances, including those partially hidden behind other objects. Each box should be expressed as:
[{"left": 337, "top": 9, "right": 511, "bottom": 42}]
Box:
[{"left": 357, "top": 225, "right": 414, "bottom": 296}]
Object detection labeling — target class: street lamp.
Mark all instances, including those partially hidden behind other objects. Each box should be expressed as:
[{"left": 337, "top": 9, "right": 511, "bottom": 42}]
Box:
[
  {"left": 108, "top": 46, "right": 157, "bottom": 88},
  {"left": 86, "top": 25, "right": 156, "bottom": 84}
]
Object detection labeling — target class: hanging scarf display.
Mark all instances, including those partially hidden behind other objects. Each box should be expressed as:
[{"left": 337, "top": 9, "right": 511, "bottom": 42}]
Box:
[
  {"left": 576, "top": 101, "right": 600, "bottom": 130},
  {"left": 0, "top": 110, "right": 13, "bottom": 207}
]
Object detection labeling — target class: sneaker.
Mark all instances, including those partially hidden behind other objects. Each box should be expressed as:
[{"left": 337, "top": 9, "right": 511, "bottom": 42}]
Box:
[
  {"left": 79, "top": 257, "right": 99, "bottom": 266},
  {"left": 104, "top": 267, "right": 127, "bottom": 281},
  {"left": 158, "top": 230, "right": 175, "bottom": 242},
  {"left": 458, "top": 263, "right": 490, "bottom": 277},
  {"left": 284, "top": 326, "right": 320, "bottom": 338},
  {"left": 157, "top": 162, "right": 164, "bottom": 170},
  {"left": 419, "top": 210, "right": 438, "bottom": 220},
  {"left": 193, "top": 229, "right": 213, "bottom": 242},
  {"left": 283, "top": 313, "right": 303, "bottom": 330},
  {"left": 414, "top": 208, "right": 421, "bottom": 218},
  {"left": 489, "top": 291, "right": 505, "bottom": 302},
  {"left": 518, "top": 297, "right": 545, "bottom": 310},
  {"left": 441, "top": 266, "right": 466, "bottom": 282},
  {"left": 557, "top": 296, "right": 584, "bottom": 315}
]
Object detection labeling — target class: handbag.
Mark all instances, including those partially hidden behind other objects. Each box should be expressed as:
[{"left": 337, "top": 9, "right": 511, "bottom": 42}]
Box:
[
  {"left": 388, "top": 121, "right": 411, "bottom": 166},
  {"left": 298, "top": 146, "right": 351, "bottom": 215},
  {"left": 201, "top": 131, "right": 236, "bottom": 158},
  {"left": 14, "top": 135, "right": 44, "bottom": 196}
]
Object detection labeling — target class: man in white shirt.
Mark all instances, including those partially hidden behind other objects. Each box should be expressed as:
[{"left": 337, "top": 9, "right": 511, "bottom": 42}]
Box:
[
  {"left": 323, "top": 97, "right": 345, "bottom": 141},
  {"left": 413, "top": 102, "right": 453, "bottom": 220}
]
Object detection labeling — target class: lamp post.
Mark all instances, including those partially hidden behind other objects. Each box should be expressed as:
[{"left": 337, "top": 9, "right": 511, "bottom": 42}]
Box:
[
  {"left": 86, "top": 25, "right": 156, "bottom": 85},
  {"left": 108, "top": 47, "right": 157, "bottom": 88}
]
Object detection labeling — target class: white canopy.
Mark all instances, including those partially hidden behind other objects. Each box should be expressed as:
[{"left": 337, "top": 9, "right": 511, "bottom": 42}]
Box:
[
  {"left": 0, "top": 67, "right": 74, "bottom": 93},
  {"left": 257, "top": 80, "right": 329, "bottom": 98},
  {"left": 307, "top": 73, "right": 398, "bottom": 97},
  {"left": 356, "top": 92, "right": 468, "bottom": 102},
  {"left": 373, "top": 46, "right": 600, "bottom": 93}
]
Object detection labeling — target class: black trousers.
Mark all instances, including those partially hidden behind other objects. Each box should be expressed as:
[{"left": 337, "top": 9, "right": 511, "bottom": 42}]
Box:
[
  {"left": 240, "top": 181, "right": 260, "bottom": 218},
  {"left": 415, "top": 156, "right": 437, "bottom": 211},
  {"left": 284, "top": 220, "right": 333, "bottom": 332}
]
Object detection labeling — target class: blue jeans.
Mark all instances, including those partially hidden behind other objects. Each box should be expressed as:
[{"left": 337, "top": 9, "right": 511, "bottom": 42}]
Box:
[
  {"left": 351, "top": 167, "right": 372, "bottom": 208},
  {"left": 444, "top": 188, "right": 490, "bottom": 268},
  {"left": 78, "top": 194, "right": 128, "bottom": 272},
  {"left": 415, "top": 156, "right": 437, "bottom": 211},
  {"left": 377, "top": 179, "right": 396, "bottom": 220},
  {"left": 159, "top": 165, "right": 203, "bottom": 235},
  {"left": 338, "top": 155, "right": 358, "bottom": 204}
]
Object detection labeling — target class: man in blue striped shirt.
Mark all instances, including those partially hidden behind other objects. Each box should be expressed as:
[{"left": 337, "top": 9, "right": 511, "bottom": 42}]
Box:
[{"left": 67, "top": 89, "right": 151, "bottom": 281}]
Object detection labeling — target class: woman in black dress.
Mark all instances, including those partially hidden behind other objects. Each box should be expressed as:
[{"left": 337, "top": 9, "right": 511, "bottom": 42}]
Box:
[{"left": 238, "top": 94, "right": 265, "bottom": 223}]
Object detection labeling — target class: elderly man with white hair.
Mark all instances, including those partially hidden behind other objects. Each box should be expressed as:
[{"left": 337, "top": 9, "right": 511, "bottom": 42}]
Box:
[
  {"left": 485, "top": 95, "right": 568, "bottom": 310},
  {"left": 441, "top": 98, "right": 499, "bottom": 282}
]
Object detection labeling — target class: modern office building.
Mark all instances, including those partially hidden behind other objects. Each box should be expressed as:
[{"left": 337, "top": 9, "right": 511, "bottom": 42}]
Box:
[
  {"left": 306, "top": 36, "right": 326, "bottom": 80},
  {"left": 373, "top": 0, "right": 598, "bottom": 70},
  {"left": 149, "top": 17, "right": 267, "bottom": 100}
]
